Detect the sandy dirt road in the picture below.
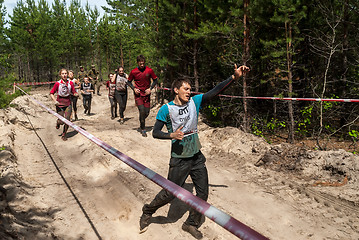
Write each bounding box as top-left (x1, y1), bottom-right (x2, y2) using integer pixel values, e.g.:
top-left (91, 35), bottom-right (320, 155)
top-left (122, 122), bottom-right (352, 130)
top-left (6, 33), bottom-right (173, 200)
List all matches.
top-left (0, 86), bottom-right (358, 239)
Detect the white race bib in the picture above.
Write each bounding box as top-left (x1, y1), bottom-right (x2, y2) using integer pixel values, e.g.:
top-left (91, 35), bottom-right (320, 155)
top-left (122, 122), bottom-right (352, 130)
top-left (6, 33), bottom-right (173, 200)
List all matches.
top-left (58, 80), bottom-right (72, 97)
top-left (167, 98), bottom-right (198, 136)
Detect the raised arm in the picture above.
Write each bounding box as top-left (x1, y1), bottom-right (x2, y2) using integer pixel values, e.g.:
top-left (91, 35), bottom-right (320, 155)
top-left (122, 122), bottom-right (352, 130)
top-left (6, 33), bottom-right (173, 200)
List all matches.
top-left (202, 65), bottom-right (249, 105)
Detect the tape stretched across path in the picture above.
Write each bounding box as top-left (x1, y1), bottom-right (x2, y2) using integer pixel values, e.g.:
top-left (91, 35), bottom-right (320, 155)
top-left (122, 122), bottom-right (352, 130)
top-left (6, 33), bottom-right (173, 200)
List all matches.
top-left (158, 87), bottom-right (359, 103)
top-left (15, 85), bottom-right (269, 240)
top-left (14, 81), bottom-right (57, 86)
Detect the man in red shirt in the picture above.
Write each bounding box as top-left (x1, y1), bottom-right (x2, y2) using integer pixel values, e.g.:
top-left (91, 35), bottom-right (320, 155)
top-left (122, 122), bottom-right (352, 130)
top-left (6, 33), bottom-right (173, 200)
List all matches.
top-left (50, 68), bottom-right (78, 141)
top-left (128, 55), bottom-right (158, 137)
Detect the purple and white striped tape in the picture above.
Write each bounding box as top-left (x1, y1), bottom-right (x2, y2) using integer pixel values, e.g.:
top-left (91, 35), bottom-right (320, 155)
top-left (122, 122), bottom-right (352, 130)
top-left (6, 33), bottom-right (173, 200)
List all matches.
top-left (16, 85), bottom-right (269, 240)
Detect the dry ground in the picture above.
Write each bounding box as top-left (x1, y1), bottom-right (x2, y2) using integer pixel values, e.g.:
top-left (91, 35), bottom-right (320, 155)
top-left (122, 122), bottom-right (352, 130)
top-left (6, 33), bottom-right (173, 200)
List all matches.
top-left (0, 86), bottom-right (358, 240)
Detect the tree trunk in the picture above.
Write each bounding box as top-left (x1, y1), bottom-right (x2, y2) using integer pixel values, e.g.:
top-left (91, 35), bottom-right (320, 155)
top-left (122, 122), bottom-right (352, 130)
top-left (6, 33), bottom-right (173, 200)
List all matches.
top-left (242, 0), bottom-right (250, 132)
top-left (286, 21), bottom-right (295, 143)
top-left (120, 43), bottom-right (124, 68)
top-left (193, 0), bottom-right (199, 92)
top-left (88, 18), bottom-right (94, 64)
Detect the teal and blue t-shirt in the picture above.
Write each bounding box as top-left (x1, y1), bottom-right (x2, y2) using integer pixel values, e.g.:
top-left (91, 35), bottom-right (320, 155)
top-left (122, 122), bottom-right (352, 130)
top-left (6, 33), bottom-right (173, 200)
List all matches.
top-left (156, 94), bottom-right (203, 158)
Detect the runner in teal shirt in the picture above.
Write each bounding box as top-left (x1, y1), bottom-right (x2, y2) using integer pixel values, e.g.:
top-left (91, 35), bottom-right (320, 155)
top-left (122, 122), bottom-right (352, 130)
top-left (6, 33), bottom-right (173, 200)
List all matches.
top-left (140, 65), bottom-right (250, 239)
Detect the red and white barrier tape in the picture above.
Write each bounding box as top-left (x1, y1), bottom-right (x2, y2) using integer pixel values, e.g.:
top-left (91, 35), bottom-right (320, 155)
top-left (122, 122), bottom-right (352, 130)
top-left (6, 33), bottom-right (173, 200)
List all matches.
top-left (158, 87), bottom-right (359, 103)
top-left (14, 81), bottom-right (56, 86)
top-left (15, 85), bottom-right (269, 240)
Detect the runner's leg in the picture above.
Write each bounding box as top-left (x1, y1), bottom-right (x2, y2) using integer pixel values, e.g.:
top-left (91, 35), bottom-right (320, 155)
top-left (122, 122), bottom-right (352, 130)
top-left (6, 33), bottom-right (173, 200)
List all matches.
top-left (83, 96), bottom-right (88, 113)
top-left (109, 97), bottom-right (115, 118)
top-left (119, 93), bottom-right (127, 119)
top-left (73, 96), bottom-right (78, 120)
top-left (137, 105), bottom-right (146, 130)
top-left (185, 153), bottom-right (208, 227)
top-left (142, 157), bottom-right (192, 215)
top-left (88, 96), bottom-right (92, 114)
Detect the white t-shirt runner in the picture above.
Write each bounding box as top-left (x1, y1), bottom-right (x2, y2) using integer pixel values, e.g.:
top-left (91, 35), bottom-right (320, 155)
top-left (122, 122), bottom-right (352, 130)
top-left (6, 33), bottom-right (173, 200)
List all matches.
top-left (115, 73), bottom-right (128, 92)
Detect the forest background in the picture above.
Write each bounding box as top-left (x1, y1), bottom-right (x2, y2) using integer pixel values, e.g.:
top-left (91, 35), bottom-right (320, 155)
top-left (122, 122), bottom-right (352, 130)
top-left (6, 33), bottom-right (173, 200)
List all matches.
top-left (0, 0), bottom-right (359, 150)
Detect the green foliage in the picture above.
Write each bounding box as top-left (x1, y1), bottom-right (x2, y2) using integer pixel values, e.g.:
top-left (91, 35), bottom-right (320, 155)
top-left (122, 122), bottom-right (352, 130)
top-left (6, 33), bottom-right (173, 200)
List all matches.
top-left (0, 75), bottom-right (22, 108)
top-left (348, 130), bottom-right (359, 142)
top-left (296, 105), bottom-right (313, 136)
top-left (251, 117), bottom-right (286, 141)
top-left (0, 0), bottom-right (359, 144)
top-left (252, 118), bottom-right (265, 138)
top-left (207, 105), bottom-right (220, 117)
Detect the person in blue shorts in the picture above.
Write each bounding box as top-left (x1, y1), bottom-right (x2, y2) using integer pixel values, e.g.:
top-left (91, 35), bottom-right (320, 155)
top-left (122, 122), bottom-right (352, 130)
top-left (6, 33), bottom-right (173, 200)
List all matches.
top-left (139, 64), bottom-right (250, 239)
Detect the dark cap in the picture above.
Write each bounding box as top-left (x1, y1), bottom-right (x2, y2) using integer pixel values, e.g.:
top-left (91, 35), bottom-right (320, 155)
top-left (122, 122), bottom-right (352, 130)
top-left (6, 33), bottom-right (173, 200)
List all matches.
top-left (80, 65), bottom-right (83, 68)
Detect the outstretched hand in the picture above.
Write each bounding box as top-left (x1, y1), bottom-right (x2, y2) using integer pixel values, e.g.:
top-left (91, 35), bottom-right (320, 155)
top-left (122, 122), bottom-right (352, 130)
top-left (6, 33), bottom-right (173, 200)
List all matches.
top-left (233, 64), bottom-right (250, 79)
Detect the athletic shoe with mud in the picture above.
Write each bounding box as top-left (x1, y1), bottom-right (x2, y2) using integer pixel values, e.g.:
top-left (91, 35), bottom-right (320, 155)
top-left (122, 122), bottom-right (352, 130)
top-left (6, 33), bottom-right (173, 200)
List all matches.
top-left (61, 133), bottom-right (67, 141)
top-left (182, 223), bottom-right (203, 239)
top-left (141, 130), bottom-right (147, 137)
top-left (139, 213), bottom-right (151, 233)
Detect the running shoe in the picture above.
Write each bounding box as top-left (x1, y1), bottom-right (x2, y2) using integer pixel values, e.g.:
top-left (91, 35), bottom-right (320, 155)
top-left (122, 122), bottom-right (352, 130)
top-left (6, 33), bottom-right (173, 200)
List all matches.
top-left (61, 133), bottom-right (67, 141)
top-left (182, 223), bottom-right (203, 239)
top-left (141, 130), bottom-right (147, 137)
top-left (139, 213), bottom-right (151, 233)
top-left (120, 118), bottom-right (124, 124)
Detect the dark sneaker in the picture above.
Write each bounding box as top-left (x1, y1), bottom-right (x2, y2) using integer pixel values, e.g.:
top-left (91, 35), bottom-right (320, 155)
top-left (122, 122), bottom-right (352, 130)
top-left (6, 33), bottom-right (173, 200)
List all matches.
top-left (141, 130), bottom-right (147, 137)
top-left (111, 116), bottom-right (115, 120)
top-left (56, 123), bottom-right (60, 129)
top-left (182, 223), bottom-right (203, 239)
top-left (139, 213), bottom-right (151, 233)
top-left (61, 133), bottom-right (67, 141)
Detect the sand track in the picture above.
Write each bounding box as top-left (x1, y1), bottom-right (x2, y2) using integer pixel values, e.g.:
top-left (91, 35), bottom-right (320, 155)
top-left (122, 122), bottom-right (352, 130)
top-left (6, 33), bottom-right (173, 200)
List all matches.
top-left (0, 86), bottom-right (358, 239)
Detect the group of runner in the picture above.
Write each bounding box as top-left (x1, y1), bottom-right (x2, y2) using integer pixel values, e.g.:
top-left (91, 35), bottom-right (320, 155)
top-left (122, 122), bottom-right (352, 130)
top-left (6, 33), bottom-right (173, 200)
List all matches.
top-left (50, 54), bottom-right (250, 239)
top-left (50, 55), bottom-right (158, 140)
